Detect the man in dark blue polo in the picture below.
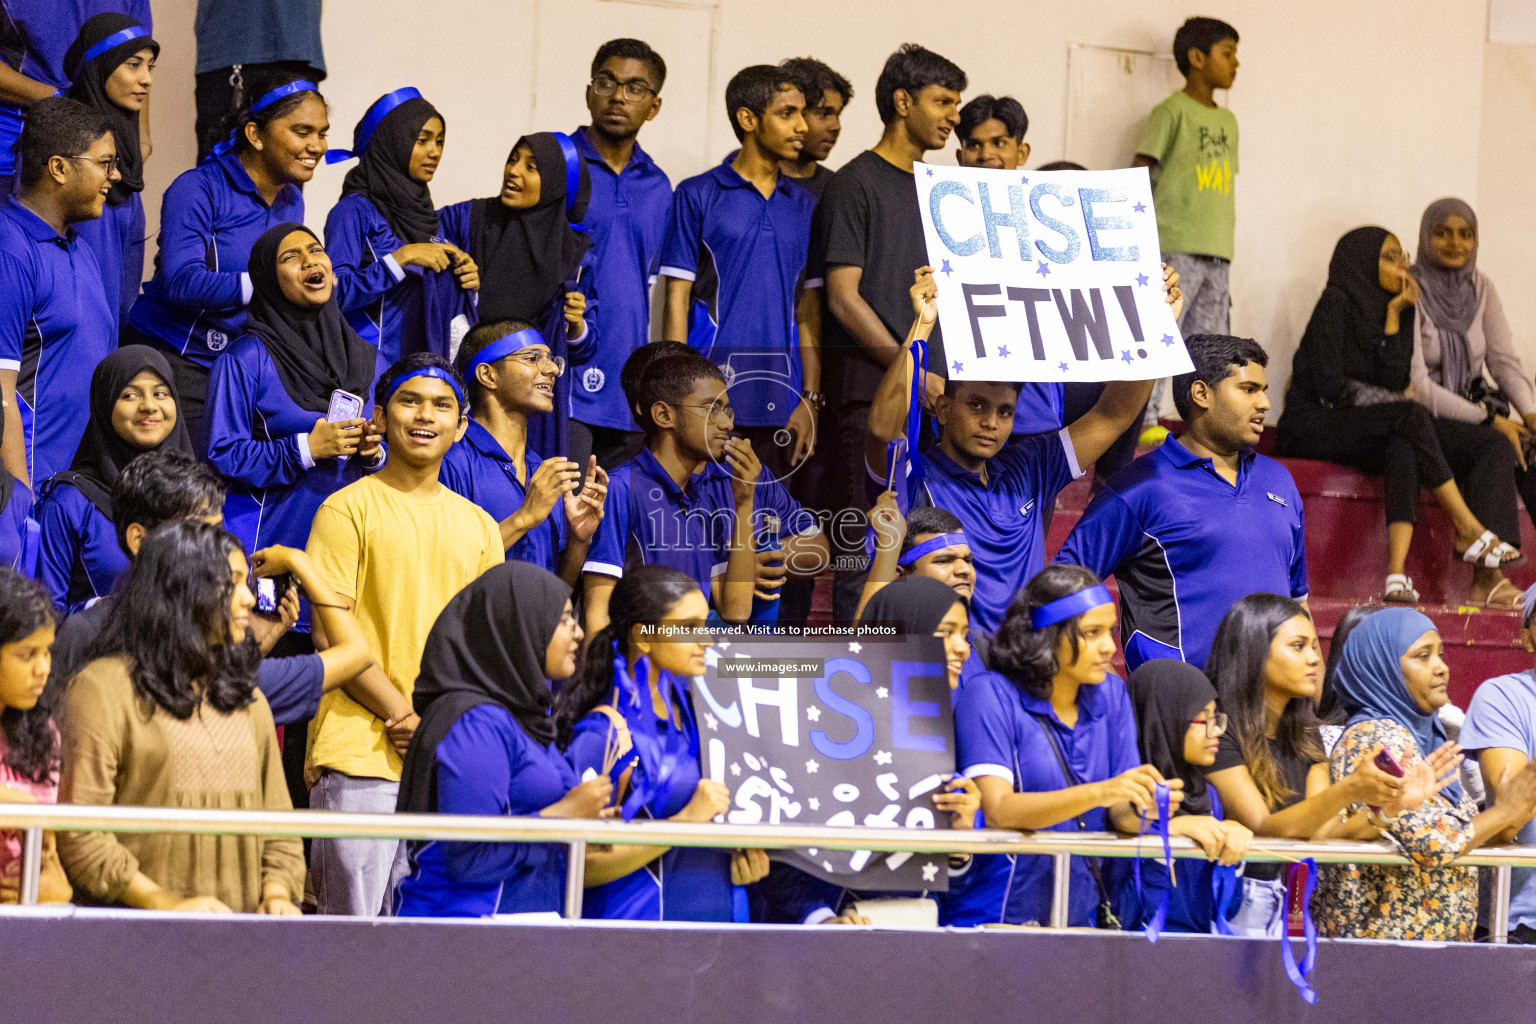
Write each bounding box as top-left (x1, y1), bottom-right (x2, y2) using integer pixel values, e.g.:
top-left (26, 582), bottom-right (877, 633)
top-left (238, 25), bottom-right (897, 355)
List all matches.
top-left (1056, 334), bottom-right (1308, 671)
top-left (444, 318), bottom-right (607, 582)
top-left (659, 64), bottom-right (817, 481)
top-left (568, 38), bottom-right (674, 472)
top-left (865, 268), bottom-right (1179, 635)
top-left (0, 97), bottom-right (117, 487)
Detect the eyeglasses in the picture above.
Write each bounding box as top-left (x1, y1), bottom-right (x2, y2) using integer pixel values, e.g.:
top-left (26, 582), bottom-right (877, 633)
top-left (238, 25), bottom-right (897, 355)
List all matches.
top-left (67, 155), bottom-right (118, 175)
top-left (506, 350), bottom-right (566, 376)
top-left (671, 402), bottom-right (735, 425)
top-left (591, 75), bottom-right (656, 102)
top-left (1191, 712), bottom-right (1229, 738)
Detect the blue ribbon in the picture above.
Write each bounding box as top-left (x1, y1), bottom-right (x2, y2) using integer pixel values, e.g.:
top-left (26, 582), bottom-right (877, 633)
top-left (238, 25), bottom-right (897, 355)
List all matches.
top-left (552, 131), bottom-right (581, 215)
top-left (1280, 859), bottom-right (1320, 1005)
top-left (82, 25), bottom-right (149, 65)
top-left (610, 653), bottom-right (694, 822)
top-left (906, 338), bottom-right (928, 497)
top-left (1030, 584), bottom-right (1113, 630)
top-left (462, 328), bottom-right (547, 382)
top-left (1209, 863), bottom-right (1241, 936)
top-left (204, 80), bottom-right (319, 162)
top-left (898, 532), bottom-right (969, 567)
top-left (325, 86), bottom-right (422, 164)
top-left (381, 366), bottom-right (466, 406)
top-left (1135, 781), bottom-right (1174, 944)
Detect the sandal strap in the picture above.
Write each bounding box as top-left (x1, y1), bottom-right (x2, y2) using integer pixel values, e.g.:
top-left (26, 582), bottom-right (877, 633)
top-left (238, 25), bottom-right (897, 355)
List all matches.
top-left (1462, 530), bottom-right (1497, 567)
top-left (1485, 578), bottom-right (1522, 608)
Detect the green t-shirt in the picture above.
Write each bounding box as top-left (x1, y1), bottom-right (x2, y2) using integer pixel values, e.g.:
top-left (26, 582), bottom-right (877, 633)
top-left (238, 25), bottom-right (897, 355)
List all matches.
top-left (1136, 90), bottom-right (1238, 260)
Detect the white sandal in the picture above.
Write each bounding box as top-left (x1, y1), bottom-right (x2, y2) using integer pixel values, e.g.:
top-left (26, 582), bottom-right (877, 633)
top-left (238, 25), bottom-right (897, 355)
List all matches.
top-left (1458, 530), bottom-right (1526, 569)
top-left (1383, 574), bottom-right (1418, 604)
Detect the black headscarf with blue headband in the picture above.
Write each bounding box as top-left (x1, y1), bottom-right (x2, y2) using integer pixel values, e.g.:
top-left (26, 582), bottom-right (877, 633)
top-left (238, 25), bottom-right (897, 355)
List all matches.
top-left (1331, 606), bottom-right (1463, 803)
top-left (63, 13), bottom-right (158, 205)
top-left (331, 88), bottom-right (443, 246)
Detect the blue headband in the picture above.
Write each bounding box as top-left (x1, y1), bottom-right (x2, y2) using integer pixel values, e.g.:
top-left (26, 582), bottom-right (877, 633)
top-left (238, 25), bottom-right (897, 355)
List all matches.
top-left (83, 25), bottom-right (150, 64)
top-left (1030, 584), bottom-right (1113, 630)
top-left (552, 131), bottom-right (581, 214)
top-left (382, 366), bottom-right (466, 406)
top-left (325, 87), bottom-right (422, 164)
top-left (463, 328), bottom-right (547, 382)
top-left (205, 80), bottom-right (320, 162)
top-left (899, 533), bottom-right (968, 567)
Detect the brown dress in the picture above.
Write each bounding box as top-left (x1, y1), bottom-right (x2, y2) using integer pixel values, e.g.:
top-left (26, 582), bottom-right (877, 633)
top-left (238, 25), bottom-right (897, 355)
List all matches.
top-left (56, 656), bottom-right (305, 911)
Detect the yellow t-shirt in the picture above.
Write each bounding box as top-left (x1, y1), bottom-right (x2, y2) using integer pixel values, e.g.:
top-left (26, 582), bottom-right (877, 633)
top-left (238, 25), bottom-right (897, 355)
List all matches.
top-left (304, 475), bottom-right (503, 784)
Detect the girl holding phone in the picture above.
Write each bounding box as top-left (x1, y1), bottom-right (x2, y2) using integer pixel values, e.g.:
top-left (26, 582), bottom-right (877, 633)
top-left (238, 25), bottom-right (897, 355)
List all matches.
top-left (206, 223), bottom-right (382, 575)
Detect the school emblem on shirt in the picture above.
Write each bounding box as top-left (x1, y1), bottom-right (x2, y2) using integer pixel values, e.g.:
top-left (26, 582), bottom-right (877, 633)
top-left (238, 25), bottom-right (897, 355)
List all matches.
top-left (1267, 491), bottom-right (1288, 507)
top-left (206, 329), bottom-right (229, 352)
top-left (1019, 499), bottom-right (1036, 520)
top-left (582, 367), bottom-right (605, 393)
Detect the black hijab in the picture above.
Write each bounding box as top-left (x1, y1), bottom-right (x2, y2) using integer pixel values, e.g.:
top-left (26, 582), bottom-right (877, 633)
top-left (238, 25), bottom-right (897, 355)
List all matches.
top-left (858, 575), bottom-right (964, 635)
top-left (398, 562), bottom-right (572, 814)
top-left (246, 223), bottom-right (378, 415)
top-left (1126, 660), bottom-right (1219, 817)
top-left (468, 132), bottom-right (593, 322)
top-left (1323, 226), bottom-right (1397, 348)
top-left (55, 346), bottom-right (193, 518)
top-left (340, 95), bottom-right (442, 245)
top-left (63, 13), bottom-right (158, 205)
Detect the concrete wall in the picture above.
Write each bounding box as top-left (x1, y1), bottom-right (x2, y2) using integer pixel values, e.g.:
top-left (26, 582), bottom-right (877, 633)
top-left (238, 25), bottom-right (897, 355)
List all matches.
top-left (138, 0), bottom-right (1528, 416)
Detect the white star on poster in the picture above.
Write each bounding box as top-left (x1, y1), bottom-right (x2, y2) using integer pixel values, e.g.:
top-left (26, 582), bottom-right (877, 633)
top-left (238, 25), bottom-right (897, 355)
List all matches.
top-left (808, 797), bottom-right (820, 811)
top-left (921, 862), bottom-right (939, 882)
top-left (806, 759), bottom-right (820, 774)
top-left (806, 706), bottom-right (821, 722)
top-left (704, 712), bottom-right (718, 731)
top-left (876, 686), bottom-right (889, 699)
top-left (823, 861), bottom-right (835, 872)
top-left (873, 750), bottom-right (893, 765)
top-left (717, 640), bottom-right (731, 650)
top-left (848, 642), bottom-right (863, 653)
top-left (730, 762), bottom-right (741, 777)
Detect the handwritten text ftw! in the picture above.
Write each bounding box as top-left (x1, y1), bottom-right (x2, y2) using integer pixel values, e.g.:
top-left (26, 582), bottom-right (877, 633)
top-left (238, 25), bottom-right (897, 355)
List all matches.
top-left (928, 180), bottom-right (1139, 265)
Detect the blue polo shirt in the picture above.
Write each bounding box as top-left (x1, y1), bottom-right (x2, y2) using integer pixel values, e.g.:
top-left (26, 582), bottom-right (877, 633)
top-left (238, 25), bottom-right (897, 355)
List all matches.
top-left (324, 193), bottom-right (469, 365)
top-left (583, 447), bottom-right (728, 592)
top-left (1461, 669), bottom-right (1536, 933)
top-left (440, 419), bottom-right (568, 572)
top-left (569, 127), bottom-right (671, 430)
top-left (901, 430), bottom-right (1083, 636)
top-left (128, 150), bottom-right (304, 367)
top-left (1055, 436), bottom-right (1308, 671)
top-left (1012, 383), bottom-right (1065, 437)
top-left (954, 669), bottom-right (1139, 927)
top-left (35, 480), bottom-right (127, 614)
top-left (659, 162), bottom-right (815, 428)
top-left (0, 200), bottom-right (115, 483)
top-left (0, 483), bottom-right (34, 574)
top-left (0, 0), bottom-right (152, 176)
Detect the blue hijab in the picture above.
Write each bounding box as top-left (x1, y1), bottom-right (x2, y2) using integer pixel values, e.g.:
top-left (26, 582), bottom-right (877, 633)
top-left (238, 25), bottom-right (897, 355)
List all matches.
top-left (1332, 607), bottom-right (1462, 802)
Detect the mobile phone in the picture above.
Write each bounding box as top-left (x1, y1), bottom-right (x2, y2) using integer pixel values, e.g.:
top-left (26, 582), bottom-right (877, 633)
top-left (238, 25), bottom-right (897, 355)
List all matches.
top-left (251, 573), bottom-right (295, 615)
top-left (1373, 748), bottom-right (1406, 778)
top-left (327, 389), bottom-right (364, 423)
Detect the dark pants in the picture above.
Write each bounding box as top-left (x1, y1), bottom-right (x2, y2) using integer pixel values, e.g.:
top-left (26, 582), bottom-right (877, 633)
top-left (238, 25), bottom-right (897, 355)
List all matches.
top-left (829, 401), bottom-right (873, 624)
top-left (1434, 417), bottom-right (1530, 544)
top-left (567, 418), bottom-right (641, 473)
top-left (1277, 399), bottom-right (1454, 526)
top-left (195, 61), bottom-right (323, 162)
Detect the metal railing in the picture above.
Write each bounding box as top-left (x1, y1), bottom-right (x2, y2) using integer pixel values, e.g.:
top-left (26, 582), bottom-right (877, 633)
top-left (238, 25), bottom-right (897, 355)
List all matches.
top-left (2, 802), bottom-right (1530, 941)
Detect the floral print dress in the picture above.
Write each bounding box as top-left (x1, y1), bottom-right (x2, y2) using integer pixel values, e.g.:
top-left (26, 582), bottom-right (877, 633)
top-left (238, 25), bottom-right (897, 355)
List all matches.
top-left (1314, 718), bottom-right (1479, 941)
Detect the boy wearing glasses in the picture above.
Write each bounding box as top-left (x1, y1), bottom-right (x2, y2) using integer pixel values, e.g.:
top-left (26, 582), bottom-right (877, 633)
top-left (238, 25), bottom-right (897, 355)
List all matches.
top-left (568, 38), bottom-right (673, 473)
top-left (583, 353), bottom-right (827, 635)
top-left (444, 318), bottom-right (607, 580)
top-left (0, 97), bottom-right (117, 487)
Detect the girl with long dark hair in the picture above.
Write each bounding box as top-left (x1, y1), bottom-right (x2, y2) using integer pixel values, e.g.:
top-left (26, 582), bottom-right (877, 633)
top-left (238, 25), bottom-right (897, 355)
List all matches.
top-left (56, 520), bottom-right (303, 913)
top-left (127, 74), bottom-right (328, 452)
top-left (554, 564), bottom-right (763, 921)
top-left (62, 13), bottom-right (158, 327)
top-left (0, 568), bottom-right (70, 904)
top-left (1204, 593), bottom-right (1412, 936)
top-left (36, 346), bottom-right (192, 613)
top-left (439, 133), bottom-right (596, 457)
top-left (953, 564), bottom-right (1175, 927)
top-left (324, 88), bottom-right (477, 364)
top-left (395, 561), bottom-right (612, 917)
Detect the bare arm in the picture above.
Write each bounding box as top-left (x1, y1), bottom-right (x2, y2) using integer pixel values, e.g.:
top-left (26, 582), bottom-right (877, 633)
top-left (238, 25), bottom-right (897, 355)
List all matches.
top-left (826, 265), bottom-right (904, 370)
top-left (0, 66), bottom-right (56, 107)
top-left (1207, 763), bottom-right (1366, 839)
top-left (1480, 748), bottom-right (1532, 844)
top-left (854, 490), bottom-right (905, 622)
top-left (1131, 154), bottom-right (1158, 170)
top-left (1, 372), bottom-right (27, 488)
top-left (311, 610), bottom-right (411, 720)
top-left (864, 268), bottom-right (938, 475)
top-left (253, 547), bottom-right (373, 692)
top-left (139, 96), bottom-right (152, 160)
top-left (1065, 380), bottom-right (1155, 467)
top-left (796, 287), bottom-right (822, 393)
top-left (976, 774), bottom-right (1135, 832)
top-left (661, 276), bottom-right (693, 345)
top-left (583, 573), bottom-right (617, 637)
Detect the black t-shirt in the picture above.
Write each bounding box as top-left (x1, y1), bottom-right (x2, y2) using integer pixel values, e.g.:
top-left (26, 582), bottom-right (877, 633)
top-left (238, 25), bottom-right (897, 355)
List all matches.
top-left (1208, 730), bottom-right (1319, 880)
top-left (811, 150), bottom-right (944, 406)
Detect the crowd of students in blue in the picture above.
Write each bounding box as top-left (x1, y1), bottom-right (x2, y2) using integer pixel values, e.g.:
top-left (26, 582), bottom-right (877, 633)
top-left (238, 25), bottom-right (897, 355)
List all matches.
top-left (4, 8), bottom-right (1536, 945)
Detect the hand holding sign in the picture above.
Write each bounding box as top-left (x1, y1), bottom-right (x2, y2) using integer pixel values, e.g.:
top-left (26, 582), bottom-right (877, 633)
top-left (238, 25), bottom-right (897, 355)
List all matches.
top-left (916, 164), bottom-right (1191, 383)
